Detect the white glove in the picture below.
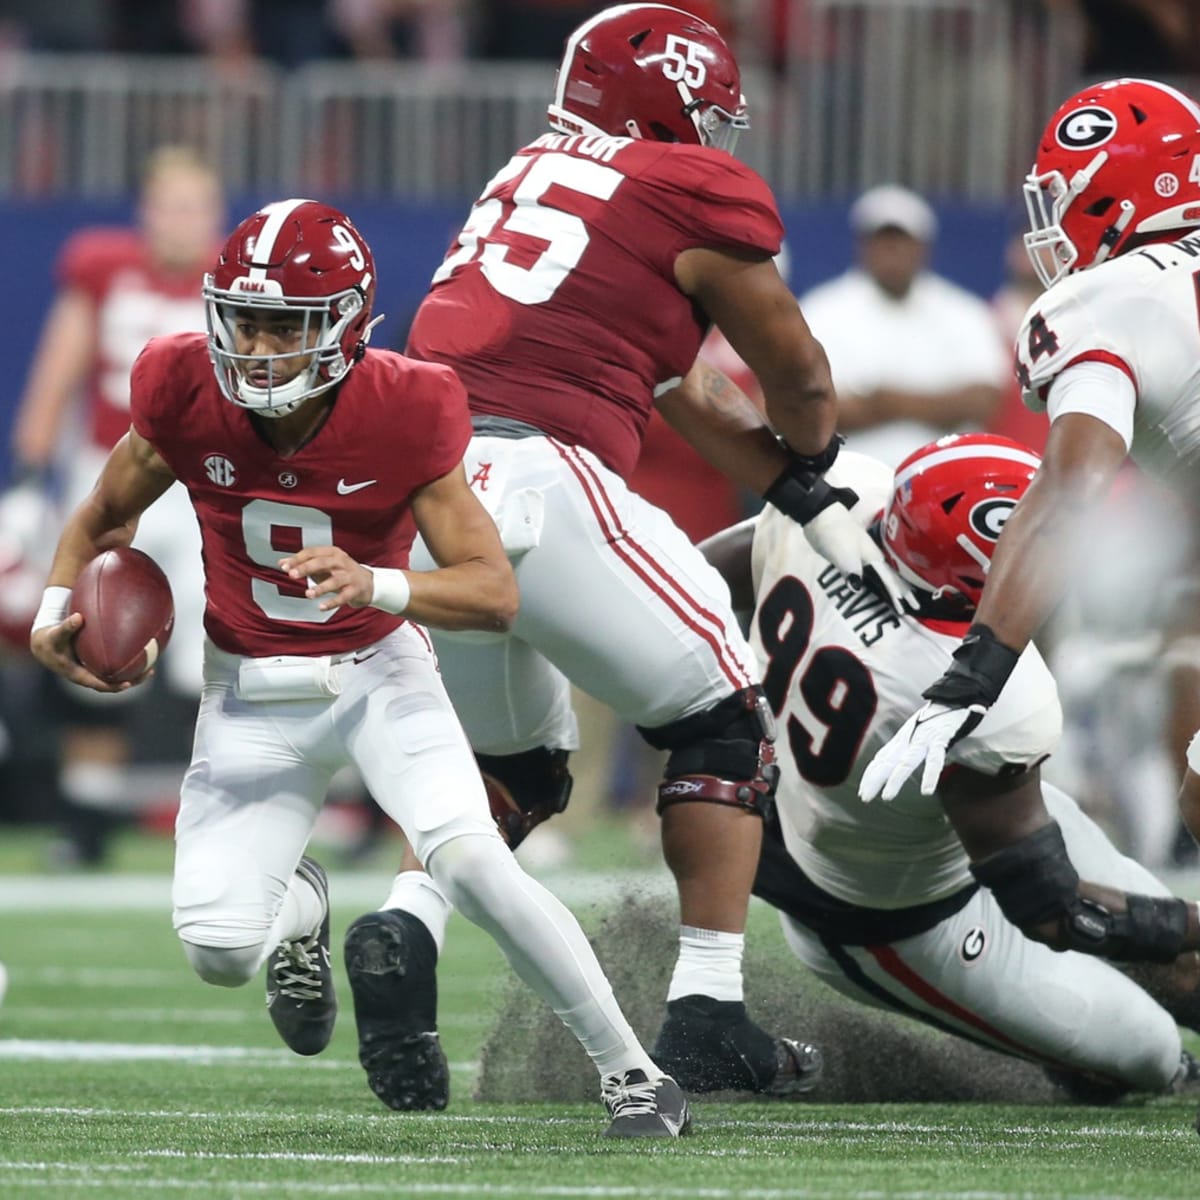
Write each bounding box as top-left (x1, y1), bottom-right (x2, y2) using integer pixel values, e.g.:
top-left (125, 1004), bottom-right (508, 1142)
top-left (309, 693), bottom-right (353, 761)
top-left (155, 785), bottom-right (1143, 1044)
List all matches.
top-left (857, 700), bottom-right (988, 802)
top-left (801, 502), bottom-right (917, 615)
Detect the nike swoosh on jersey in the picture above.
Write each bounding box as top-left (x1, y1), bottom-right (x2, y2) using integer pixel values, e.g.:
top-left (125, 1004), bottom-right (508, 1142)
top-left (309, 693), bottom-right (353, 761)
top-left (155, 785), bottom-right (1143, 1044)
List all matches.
top-left (337, 478), bottom-right (378, 494)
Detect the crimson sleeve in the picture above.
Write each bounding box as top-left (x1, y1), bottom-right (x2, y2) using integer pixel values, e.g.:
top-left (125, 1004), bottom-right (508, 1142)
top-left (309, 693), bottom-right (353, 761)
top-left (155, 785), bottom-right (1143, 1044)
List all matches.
top-left (417, 365), bottom-right (474, 487)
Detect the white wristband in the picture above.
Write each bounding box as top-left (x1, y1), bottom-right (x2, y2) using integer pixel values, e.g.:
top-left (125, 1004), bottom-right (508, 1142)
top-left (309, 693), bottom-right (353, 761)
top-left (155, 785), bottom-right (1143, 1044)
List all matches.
top-left (32, 585), bottom-right (72, 633)
top-left (369, 567), bottom-right (411, 615)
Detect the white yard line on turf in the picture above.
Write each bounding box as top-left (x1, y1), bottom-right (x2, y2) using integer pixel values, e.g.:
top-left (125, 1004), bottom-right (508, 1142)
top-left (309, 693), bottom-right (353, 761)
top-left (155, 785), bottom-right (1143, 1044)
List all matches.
top-left (0, 1107), bottom-right (543, 1121)
top-left (0, 1171), bottom-right (1168, 1200)
top-left (0, 1039), bottom-right (478, 1072)
top-left (0, 869), bottom-right (670, 912)
top-left (136, 1150), bottom-right (462, 1165)
top-left (4, 1005), bottom-right (253, 1023)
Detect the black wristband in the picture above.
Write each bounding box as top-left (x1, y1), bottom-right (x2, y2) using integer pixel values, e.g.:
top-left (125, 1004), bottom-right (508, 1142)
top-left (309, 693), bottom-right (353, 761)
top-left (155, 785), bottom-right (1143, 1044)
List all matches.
top-left (764, 460), bottom-right (859, 527)
top-left (922, 623), bottom-right (1020, 708)
top-left (785, 432), bottom-right (844, 475)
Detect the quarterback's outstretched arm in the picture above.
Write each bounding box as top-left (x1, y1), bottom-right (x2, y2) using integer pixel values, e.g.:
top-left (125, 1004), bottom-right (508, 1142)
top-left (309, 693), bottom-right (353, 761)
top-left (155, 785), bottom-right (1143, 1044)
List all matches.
top-left (859, 411), bottom-right (1127, 801)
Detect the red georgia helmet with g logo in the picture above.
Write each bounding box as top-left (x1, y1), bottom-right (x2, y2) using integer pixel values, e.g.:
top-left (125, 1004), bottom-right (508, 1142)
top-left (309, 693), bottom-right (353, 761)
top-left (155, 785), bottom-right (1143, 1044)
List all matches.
top-left (204, 198), bottom-right (378, 417)
top-left (547, 3), bottom-right (748, 153)
top-left (882, 434), bottom-right (1042, 606)
top-left (1024, 78), bottom-right (1200, 289)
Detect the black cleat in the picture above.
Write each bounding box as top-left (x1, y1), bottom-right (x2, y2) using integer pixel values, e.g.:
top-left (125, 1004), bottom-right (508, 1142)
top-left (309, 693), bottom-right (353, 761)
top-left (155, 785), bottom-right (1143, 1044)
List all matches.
top-left (265, 856), bottom-right (336, 1056)
top-left (652, 994), bottom-right (823, 1096)
top-left (602, 1069), bottom-right (692, 1138)
top-left (343, 909), bottom-right (449, 1111)
top-left (765, 1037), bottom-right (825, 1098)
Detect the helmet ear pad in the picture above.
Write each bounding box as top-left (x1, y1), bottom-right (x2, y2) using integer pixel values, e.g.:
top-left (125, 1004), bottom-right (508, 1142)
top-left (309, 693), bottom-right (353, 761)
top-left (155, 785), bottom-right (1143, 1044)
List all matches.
top-left (883, 434), bottom-right (1042, 606)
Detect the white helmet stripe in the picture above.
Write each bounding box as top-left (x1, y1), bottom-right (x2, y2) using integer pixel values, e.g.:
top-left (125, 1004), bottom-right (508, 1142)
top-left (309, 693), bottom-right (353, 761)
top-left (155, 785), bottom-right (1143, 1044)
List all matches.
top-left (893, 443), bottom-right (1042, 491)
top-left (553, 3), bottom-right (694, 113)
top-left (1125, 77), bottom-right (1200, 125)
top-left (246, 198), bottom-right (314, 282)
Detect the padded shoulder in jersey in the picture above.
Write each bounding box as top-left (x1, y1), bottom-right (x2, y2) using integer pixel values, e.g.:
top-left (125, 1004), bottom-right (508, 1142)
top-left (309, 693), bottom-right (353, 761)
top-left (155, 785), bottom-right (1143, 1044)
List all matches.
top-left (129, 332), bottom-right (212, 445)
top-left (949, 643), bottom-right (1062, 776)
top-left (630, 142), bottom-right (784, 260)
top-left (1015, 265), bottom-right (1140, 411)
top-left (352, 350), bottom-right (475, 487)
top-left (56, 227), bottom-right (144, 296)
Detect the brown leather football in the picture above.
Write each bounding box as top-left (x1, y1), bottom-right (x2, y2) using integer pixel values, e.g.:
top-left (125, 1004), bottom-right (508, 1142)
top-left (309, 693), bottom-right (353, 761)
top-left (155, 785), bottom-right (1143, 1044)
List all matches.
top-left (70, 547), bottom-right (175, 685)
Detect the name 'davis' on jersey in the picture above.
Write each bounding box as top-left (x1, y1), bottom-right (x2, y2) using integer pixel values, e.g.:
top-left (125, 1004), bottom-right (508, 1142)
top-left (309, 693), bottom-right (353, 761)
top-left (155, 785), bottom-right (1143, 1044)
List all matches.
top-left (816, 563), bottom-right (902, 647)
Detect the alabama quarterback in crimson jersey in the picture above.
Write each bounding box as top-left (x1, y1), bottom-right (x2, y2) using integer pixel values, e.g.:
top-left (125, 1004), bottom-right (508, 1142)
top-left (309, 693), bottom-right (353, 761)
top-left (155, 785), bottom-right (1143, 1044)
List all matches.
top-left (346, 3), bottom-right (915, 1117)
top-left (29, 198), bottom-right (692, 1139)
top-left (130, 335), bottom-right (471, 657)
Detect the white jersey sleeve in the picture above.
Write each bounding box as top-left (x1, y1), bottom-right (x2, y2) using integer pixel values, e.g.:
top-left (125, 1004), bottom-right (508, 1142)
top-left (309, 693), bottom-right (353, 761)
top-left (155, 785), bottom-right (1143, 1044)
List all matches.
top-left (750, 452), bottom-right (1062, 909)
top-left (1015, 237), bottom-right (1200, 479)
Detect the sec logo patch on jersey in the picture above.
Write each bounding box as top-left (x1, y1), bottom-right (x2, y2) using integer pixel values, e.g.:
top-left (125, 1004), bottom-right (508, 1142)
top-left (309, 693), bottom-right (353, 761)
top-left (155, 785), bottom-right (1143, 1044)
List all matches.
top-left (959, 926), bottom-right (988, 965)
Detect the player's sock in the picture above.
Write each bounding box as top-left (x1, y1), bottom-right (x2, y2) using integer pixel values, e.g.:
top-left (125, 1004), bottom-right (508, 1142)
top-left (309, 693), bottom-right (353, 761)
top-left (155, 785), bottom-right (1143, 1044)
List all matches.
top-left (667, 925), bottom-right (745, 1003)
top-left (267, 865), bottom-right (326, 949)
top-left (380, 869), bottom-right (452, 955)
top-left (428, 832), bottom-right (658, 1079)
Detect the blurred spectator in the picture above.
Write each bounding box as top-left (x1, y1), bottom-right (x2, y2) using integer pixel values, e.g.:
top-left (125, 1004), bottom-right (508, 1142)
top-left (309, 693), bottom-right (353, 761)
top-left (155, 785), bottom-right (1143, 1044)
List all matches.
top-left (0, 1), bottom-right (108, 52)
top-left (988, 228), bottom-right (1049, 455)
top-left (476, 1), bottom-right (736, 61)
top-left (10, 144), bottom-right (224, 866)
top-left (477, 1), bottom-right (608, 59)
top-left (1067, 0), bottom-right (1200, 74)
top-left (110, 1), bottom-right (195, 54)
top-left (183, 0), bottom-right (467, 66)
top-left (799, 184), bottom-right (1008, 469)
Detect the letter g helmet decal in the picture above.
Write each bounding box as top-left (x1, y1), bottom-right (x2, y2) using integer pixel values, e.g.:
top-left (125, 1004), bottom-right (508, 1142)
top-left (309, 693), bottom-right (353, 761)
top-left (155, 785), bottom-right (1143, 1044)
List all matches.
top-left (968, 497), bottom-right (1017, 542)
top-left (1055, 106), bottom-right (1118, 150)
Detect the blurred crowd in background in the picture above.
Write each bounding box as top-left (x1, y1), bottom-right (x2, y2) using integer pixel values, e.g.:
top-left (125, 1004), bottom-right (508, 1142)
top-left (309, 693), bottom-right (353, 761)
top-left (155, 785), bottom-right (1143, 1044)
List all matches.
top-left (0, 1), bottom-right (1198, 73)
top-left (1, 0), bottom-right (1199, 879)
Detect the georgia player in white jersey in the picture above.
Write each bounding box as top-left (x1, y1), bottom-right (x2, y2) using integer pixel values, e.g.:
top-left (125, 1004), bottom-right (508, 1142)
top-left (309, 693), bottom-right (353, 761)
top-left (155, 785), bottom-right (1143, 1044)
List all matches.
top-left (706, 435), bottom-right (1200, 1098)
top-left (861, 80), bottom-right (1200, 852)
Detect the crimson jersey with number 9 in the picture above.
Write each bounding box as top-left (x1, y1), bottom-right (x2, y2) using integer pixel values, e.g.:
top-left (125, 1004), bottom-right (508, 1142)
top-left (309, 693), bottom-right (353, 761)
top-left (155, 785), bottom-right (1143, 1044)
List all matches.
top-left (130, 332), bottom-right (472, 658)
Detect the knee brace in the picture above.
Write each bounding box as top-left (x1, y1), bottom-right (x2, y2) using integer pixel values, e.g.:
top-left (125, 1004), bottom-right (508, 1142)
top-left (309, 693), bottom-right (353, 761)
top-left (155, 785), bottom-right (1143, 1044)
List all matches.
top-left (476, 746), bottom-right (573, 850)
top-left (971, 822), bottom-right (1191, 963)
top-left (639, 686), bottom-right (779, 819)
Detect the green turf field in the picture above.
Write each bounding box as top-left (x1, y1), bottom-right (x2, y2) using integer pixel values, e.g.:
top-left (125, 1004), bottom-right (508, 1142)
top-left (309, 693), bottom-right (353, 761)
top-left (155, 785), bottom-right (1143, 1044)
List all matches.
top-left (2, 826), bottom-right (1199, 1199)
